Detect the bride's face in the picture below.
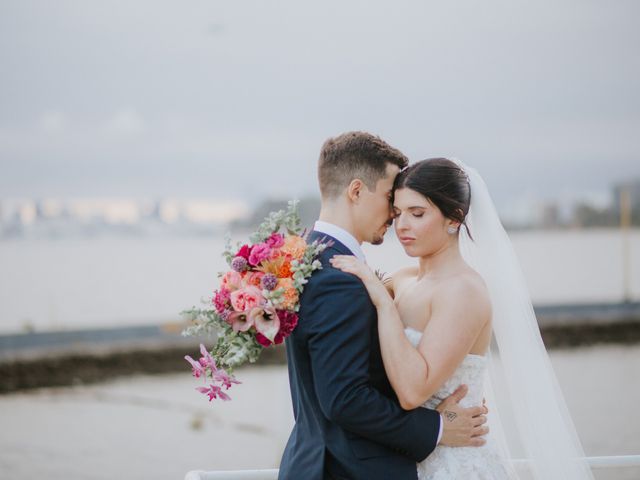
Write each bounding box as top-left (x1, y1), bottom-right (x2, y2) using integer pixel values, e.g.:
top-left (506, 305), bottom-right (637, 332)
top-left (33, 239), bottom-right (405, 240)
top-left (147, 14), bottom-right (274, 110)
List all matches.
top-left (392, 188), bottom-right (452, 257)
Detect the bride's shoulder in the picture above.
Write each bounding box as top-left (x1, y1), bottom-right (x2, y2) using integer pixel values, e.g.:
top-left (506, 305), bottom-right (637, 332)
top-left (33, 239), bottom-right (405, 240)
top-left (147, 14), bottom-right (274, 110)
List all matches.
top-left (384, 266), bottom-right (417, 297)
top-left (392, 266), bottom-right (418, 281)
top-left (434, 269), bottom-right (491, 318)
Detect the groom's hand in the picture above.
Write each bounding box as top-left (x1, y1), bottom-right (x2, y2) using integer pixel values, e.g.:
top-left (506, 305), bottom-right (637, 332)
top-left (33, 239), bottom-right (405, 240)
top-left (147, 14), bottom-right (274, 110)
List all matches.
top-left (436, 384), bottom-right (489, 448)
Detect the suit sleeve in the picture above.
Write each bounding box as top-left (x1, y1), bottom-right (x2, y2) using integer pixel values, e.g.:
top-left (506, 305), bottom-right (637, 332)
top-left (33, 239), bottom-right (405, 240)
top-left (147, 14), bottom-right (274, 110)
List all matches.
top-left (305, 271), bottom-right (440, 462)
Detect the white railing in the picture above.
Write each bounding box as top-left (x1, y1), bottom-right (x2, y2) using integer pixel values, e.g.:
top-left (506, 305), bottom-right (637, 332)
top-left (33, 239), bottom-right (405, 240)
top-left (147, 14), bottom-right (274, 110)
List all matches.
top-left (184, 471), bottom-right (278, 480)
top-left (185, 455), bottom-right (640, 480)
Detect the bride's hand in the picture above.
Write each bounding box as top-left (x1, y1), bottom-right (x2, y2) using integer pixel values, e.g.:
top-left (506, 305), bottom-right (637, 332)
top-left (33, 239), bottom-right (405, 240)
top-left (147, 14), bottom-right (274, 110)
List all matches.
top-left (329, 255), bottom-right (392, 308)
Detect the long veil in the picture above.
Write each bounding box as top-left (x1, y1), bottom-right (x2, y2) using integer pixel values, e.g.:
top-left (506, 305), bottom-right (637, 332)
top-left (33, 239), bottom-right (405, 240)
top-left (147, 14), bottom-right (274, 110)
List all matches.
top-left (455, 161), bottom-right (593, 479)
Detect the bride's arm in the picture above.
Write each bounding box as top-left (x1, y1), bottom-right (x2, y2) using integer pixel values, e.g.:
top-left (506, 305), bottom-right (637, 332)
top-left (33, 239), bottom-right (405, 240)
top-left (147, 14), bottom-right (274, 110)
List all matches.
top-left (383, 281), bottom-right (490, 409)
top-left (330, 255), bottom-right (490, 410)
top-left (383, 275), bottom-right (394, 298)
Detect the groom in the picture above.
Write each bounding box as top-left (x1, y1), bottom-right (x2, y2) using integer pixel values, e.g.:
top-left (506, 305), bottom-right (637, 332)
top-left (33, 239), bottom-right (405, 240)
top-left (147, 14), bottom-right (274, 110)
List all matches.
top-left (279, 132), bottom-right (488, 480)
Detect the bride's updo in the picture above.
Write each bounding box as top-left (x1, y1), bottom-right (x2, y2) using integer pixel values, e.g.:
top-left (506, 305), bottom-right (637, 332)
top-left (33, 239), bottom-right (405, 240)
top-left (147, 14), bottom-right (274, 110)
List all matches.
top-left (394, 158), bottom-right (472, 238)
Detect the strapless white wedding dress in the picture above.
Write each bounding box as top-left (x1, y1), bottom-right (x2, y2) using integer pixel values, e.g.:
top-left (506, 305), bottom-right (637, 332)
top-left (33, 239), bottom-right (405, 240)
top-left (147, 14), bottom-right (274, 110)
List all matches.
top-left (404, 327), bottom-right (513, 480)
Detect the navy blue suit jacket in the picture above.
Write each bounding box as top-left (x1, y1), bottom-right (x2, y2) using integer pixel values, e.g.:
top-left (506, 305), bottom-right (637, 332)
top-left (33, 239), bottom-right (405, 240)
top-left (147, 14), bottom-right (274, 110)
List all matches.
top-left (278, 231), bottom-right (440, 480)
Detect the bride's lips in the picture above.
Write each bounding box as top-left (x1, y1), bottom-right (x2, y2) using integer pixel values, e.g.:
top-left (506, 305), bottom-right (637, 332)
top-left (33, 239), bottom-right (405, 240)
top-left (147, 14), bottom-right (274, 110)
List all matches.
top-left (398, 236), bottom-right (416, 244)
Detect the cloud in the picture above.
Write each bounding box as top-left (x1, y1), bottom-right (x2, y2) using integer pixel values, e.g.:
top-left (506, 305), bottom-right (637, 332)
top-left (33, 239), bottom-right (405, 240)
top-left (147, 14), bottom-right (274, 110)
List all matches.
top-left (0, 0), bottom-right (638, 210)
top-left (39, 111), bottom-right (68, 133)
top-left (105, 108), bottom-right (146, 136)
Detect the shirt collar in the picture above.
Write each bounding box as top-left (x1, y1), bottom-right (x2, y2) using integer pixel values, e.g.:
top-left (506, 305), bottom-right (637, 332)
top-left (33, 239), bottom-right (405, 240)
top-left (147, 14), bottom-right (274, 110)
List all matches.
top-left (313, 220), bottom-right (366, 261)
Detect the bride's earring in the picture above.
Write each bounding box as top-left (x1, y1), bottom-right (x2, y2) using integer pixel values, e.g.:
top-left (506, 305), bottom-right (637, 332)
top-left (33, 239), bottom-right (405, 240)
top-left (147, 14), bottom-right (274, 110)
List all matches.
top-left (447, 226), bottom-right (458, 235)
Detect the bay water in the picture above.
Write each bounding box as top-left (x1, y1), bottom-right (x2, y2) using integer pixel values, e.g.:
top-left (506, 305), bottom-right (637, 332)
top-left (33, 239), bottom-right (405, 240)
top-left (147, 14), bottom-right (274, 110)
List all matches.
top-left (0, 229), bottom-right (638, 334)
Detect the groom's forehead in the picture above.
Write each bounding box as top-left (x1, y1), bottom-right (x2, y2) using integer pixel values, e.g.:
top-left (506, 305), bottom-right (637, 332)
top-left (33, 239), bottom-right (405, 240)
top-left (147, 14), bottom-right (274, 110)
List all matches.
top-left (367, 163), bottom-right (400, 192)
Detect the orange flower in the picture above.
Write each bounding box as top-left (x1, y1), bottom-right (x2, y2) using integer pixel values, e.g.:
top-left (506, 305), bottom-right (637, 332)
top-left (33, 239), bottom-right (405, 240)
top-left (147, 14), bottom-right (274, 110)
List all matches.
top-left (277, 256), bottom-right (293, 278)
top-left (257, 255), bottom-right (293, 279)
top-left (281, 235), bottom-right (307, 261)
top-left (277, 278), bottom-right (299, 310)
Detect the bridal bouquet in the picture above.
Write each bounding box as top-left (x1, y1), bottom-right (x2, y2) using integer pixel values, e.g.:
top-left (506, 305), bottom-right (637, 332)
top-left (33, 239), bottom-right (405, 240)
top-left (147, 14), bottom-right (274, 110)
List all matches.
top-left (182, 200), bottom-right (327, 402)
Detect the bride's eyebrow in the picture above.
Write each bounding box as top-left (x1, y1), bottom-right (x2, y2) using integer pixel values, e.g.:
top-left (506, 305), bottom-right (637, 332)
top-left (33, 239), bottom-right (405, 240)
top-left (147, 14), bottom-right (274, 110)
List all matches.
top-left (392, 205), bottom-right (427, 213)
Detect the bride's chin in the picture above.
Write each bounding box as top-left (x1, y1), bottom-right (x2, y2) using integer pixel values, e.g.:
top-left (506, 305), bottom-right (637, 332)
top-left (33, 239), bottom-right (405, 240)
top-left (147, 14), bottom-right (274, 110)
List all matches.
top-left (401, 246), bottom-right (419, 257)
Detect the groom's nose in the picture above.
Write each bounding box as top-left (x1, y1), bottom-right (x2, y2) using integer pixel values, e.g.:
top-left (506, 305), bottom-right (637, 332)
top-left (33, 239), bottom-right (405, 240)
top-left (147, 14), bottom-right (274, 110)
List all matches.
top-left (385, 204), bottom-right (395, 226)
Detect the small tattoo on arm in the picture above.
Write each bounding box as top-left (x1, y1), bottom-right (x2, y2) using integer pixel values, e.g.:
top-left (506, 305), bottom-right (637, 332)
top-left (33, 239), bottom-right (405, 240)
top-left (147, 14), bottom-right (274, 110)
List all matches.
top-left (444, 410), bottom-right (458, 422)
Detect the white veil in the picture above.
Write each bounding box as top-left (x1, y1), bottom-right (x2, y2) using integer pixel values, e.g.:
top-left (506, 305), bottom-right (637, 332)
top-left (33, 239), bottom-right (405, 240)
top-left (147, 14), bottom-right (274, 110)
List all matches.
top-left (455, 161), bottom-right (593, 479)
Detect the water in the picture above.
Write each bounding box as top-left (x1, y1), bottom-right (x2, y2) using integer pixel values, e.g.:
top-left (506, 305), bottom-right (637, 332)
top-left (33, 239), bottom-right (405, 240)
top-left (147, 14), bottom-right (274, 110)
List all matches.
top-left (0, 345), bottom-right (638, 480)
top-left (0, 230), bottom-right (638, 479)
top-left (1, 229), bottom-right (639, 334)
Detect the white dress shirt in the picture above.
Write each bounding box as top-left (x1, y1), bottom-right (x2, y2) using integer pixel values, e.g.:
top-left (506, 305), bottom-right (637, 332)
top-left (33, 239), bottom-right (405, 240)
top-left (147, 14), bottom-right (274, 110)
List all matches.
top-left (313, 220), bottom-right (444, 445)
top-left (313, 220), bottom-right (366, 261)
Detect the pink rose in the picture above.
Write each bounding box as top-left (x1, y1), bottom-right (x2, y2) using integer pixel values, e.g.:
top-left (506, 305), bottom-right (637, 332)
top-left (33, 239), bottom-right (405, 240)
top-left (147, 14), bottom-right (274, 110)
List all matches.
top-left (248, 243), bottom-right (272, 266)
top-left (221, 271), bottom-right (243, 291)
top-left (266, 233), bottom-right (285, 249)
top-left (230, 285), bottom-right (264, 312)
top-left (243, 271), bottom-right (265, 288)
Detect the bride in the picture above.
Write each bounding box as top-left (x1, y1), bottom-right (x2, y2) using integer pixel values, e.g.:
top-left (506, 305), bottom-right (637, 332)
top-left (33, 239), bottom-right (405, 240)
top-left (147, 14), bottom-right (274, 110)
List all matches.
top-left (330, 158), bottom-right (593, 479)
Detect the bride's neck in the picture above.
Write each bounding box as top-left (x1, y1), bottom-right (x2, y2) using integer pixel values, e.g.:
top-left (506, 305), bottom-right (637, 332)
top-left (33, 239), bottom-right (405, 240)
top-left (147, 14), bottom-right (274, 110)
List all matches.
top-left (417, 239), bottom-right (463, 279)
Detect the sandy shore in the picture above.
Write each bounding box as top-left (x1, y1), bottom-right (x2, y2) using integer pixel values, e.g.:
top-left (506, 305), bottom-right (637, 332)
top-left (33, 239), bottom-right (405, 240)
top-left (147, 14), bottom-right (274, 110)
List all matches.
top-left (0, 345), bottom-right (639, 480)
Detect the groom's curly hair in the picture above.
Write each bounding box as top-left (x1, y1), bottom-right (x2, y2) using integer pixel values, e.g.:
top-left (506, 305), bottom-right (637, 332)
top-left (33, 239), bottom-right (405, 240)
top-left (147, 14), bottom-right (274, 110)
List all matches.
top-left (318, 131), bottom-right (408, 199)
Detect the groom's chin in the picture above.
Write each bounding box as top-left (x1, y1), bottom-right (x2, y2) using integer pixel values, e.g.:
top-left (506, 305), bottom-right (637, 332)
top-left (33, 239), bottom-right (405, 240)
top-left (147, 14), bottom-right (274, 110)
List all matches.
top-left (371, 225), bottom-right (390, 245)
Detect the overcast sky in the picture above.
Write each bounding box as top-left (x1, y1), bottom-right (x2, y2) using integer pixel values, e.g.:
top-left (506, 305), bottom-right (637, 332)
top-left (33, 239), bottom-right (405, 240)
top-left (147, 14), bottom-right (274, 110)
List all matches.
top-left (1, 0), bottom-right (639, 218)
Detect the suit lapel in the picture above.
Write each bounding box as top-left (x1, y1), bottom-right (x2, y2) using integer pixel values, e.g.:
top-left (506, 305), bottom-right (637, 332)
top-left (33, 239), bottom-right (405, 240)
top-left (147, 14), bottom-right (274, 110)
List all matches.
top-left (307, 230), bottom-right (355, 258)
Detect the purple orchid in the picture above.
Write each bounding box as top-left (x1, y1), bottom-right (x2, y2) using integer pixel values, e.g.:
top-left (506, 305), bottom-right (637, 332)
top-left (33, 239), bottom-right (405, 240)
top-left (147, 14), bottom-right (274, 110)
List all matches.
top-left (196, 384), bottom-right (231, 402)
top-left (184, 355), bottom-right (206, 378)
top-left (198, 343), bottom-right (217, 371)
top-left (213, 369), bottom-right (241, 390)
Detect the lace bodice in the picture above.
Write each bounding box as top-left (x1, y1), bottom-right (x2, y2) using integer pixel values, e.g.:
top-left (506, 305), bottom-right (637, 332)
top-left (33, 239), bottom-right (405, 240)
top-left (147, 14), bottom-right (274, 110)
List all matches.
top-left (403, 327), bottom-right (513, 480)
top-left (403, 327), bottom-right (487, 410)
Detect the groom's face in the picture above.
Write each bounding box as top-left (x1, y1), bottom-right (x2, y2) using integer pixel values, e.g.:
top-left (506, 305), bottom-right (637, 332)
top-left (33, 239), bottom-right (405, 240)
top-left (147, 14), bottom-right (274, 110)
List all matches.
top-left (356, 163), bottom-right (400, 245)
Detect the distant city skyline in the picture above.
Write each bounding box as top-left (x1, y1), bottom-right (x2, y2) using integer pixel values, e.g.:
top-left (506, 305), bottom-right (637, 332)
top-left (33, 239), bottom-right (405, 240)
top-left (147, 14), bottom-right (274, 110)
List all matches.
top-left (1, 174), bottom-right (638, 238)
top-left (1, 1), bottom-right (639, 223)
top-left (0, 196), bottom-right (249, 228)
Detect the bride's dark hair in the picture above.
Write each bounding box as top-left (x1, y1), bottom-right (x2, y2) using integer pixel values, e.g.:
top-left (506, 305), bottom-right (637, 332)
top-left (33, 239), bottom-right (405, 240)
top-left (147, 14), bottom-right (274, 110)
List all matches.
top-left (393, 158), bottom-right (473, 239)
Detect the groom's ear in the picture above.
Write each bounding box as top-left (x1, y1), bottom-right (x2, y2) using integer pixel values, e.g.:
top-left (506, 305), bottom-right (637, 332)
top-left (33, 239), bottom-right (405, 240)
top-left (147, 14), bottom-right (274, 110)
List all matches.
top-left (347, 179), bottom-right (363, 203)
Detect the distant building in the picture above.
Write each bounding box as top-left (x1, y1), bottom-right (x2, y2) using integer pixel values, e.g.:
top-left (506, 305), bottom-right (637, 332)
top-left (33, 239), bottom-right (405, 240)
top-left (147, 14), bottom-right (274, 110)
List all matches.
top-left (18, 200), bottom-right (37, 226)
top-left (35, 198), bottom-right (64, 220)
top-left (613, 179), bottom-right (640, 213)
top-left (537, 202), bottom-right (562, 229)
top-left (158, 199), bottom-right (181, 224)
